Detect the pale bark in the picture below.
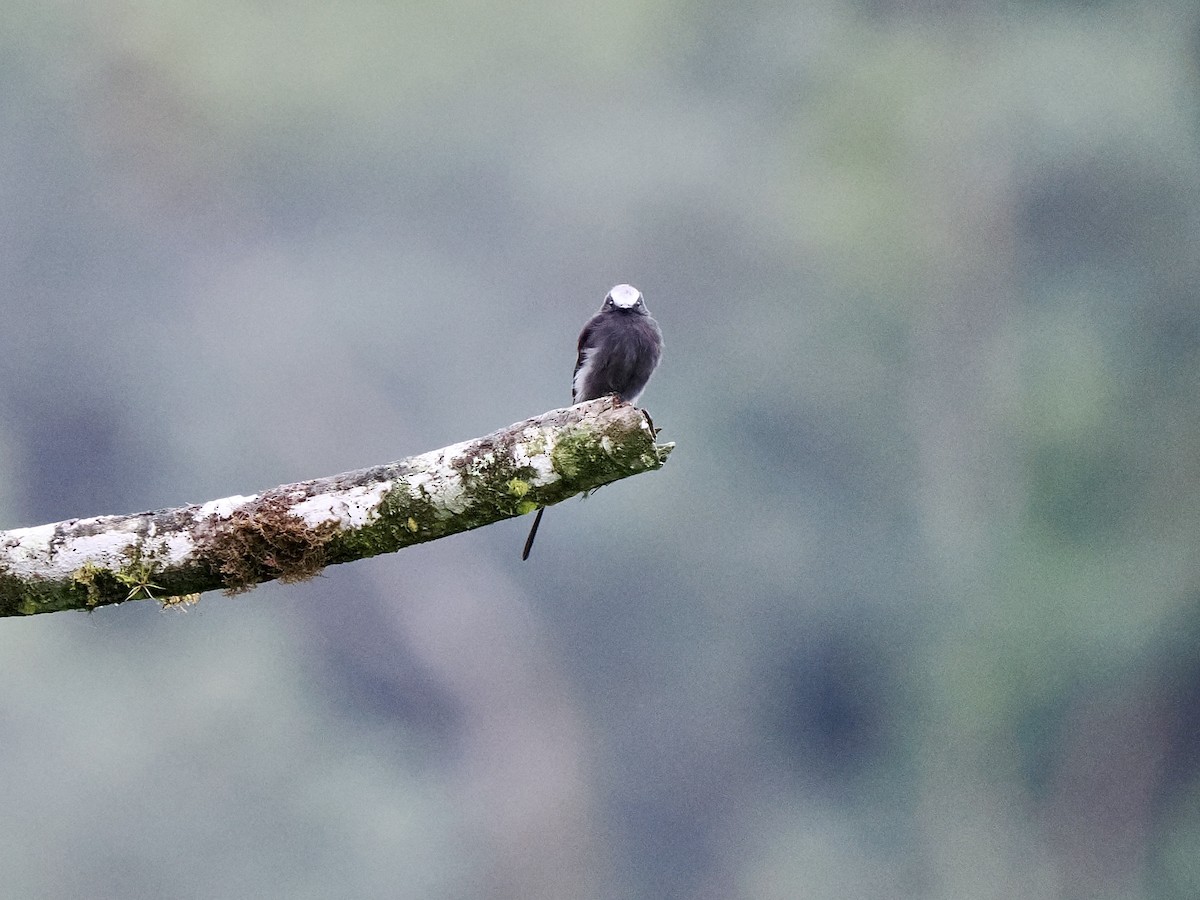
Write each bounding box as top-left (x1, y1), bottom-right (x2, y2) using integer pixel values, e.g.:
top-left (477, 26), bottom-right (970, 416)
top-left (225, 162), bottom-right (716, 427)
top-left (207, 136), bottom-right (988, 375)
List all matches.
top-left (0, 398), bottom-right (673, 616)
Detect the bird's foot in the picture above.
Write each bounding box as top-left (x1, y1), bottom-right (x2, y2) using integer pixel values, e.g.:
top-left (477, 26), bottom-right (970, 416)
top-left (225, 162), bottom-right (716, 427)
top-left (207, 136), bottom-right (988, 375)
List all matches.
top-left (640, 408), bottom-right (658, 434)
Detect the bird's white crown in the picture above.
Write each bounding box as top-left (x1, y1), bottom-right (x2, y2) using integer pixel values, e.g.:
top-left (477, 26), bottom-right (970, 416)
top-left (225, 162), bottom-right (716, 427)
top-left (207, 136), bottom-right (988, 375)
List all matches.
top-left (608, 284), bottom-right (642, 309)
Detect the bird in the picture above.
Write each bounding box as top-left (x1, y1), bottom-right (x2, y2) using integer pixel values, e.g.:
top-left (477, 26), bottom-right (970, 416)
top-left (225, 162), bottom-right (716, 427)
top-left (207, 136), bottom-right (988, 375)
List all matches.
top-left (522, 283), bottom-right (663, 560)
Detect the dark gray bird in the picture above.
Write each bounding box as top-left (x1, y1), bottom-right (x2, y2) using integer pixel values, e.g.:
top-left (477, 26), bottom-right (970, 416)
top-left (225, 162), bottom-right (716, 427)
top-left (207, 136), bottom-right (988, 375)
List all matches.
top-left (522, 283), bottom-right (663, 560)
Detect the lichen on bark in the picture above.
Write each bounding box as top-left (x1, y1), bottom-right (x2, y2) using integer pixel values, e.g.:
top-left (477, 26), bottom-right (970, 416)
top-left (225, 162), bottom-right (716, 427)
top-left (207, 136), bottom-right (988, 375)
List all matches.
top-left (0, 398), bottom-right (674, 616)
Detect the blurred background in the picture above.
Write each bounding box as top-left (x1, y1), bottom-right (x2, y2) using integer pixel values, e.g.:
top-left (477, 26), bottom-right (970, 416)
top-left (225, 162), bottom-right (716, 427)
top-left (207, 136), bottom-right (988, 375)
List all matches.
top-left (2, 1), bottom-right (1199, 897)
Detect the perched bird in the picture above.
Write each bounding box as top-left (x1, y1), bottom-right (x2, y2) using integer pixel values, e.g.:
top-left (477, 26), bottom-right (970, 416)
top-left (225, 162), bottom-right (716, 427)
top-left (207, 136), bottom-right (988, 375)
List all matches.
top-left (522, 283), bottom-right (663, 560)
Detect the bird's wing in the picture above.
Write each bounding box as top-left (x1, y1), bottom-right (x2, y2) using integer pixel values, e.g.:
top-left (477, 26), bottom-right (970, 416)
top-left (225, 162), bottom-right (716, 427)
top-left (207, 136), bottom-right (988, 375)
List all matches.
top-left (572, 318), bottom-right (598, 402)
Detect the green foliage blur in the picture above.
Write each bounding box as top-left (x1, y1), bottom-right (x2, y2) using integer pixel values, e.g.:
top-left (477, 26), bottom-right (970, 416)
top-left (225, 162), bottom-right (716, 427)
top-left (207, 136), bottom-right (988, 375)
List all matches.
top-left (1, 1), bottom-right (1198, 897)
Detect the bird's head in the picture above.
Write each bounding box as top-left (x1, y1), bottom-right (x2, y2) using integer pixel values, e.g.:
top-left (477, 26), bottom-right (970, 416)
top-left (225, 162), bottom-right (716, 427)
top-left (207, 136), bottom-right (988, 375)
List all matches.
top-left (603, 284), bottom-right (647, 313)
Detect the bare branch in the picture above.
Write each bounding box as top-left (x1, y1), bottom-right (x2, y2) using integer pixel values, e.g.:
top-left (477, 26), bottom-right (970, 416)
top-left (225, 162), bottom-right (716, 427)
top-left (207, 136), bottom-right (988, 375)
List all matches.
top-left (0, 398), bottom-right (674, 617)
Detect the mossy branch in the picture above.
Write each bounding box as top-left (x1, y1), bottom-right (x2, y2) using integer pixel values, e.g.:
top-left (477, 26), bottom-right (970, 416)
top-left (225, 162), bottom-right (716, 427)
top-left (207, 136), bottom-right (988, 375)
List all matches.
top-left (0, 398), bottom-right (674, 617)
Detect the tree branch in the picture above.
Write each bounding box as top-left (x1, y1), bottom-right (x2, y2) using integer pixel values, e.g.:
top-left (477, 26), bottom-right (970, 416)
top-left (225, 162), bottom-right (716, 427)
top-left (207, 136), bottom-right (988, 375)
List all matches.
top-left (0, 398), bottom-right (674, 617)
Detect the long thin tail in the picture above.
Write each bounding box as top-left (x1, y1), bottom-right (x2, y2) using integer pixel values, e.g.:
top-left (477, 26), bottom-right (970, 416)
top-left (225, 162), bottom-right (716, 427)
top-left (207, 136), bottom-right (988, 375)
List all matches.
top-left (521, 508), bottom-right (545, 560)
